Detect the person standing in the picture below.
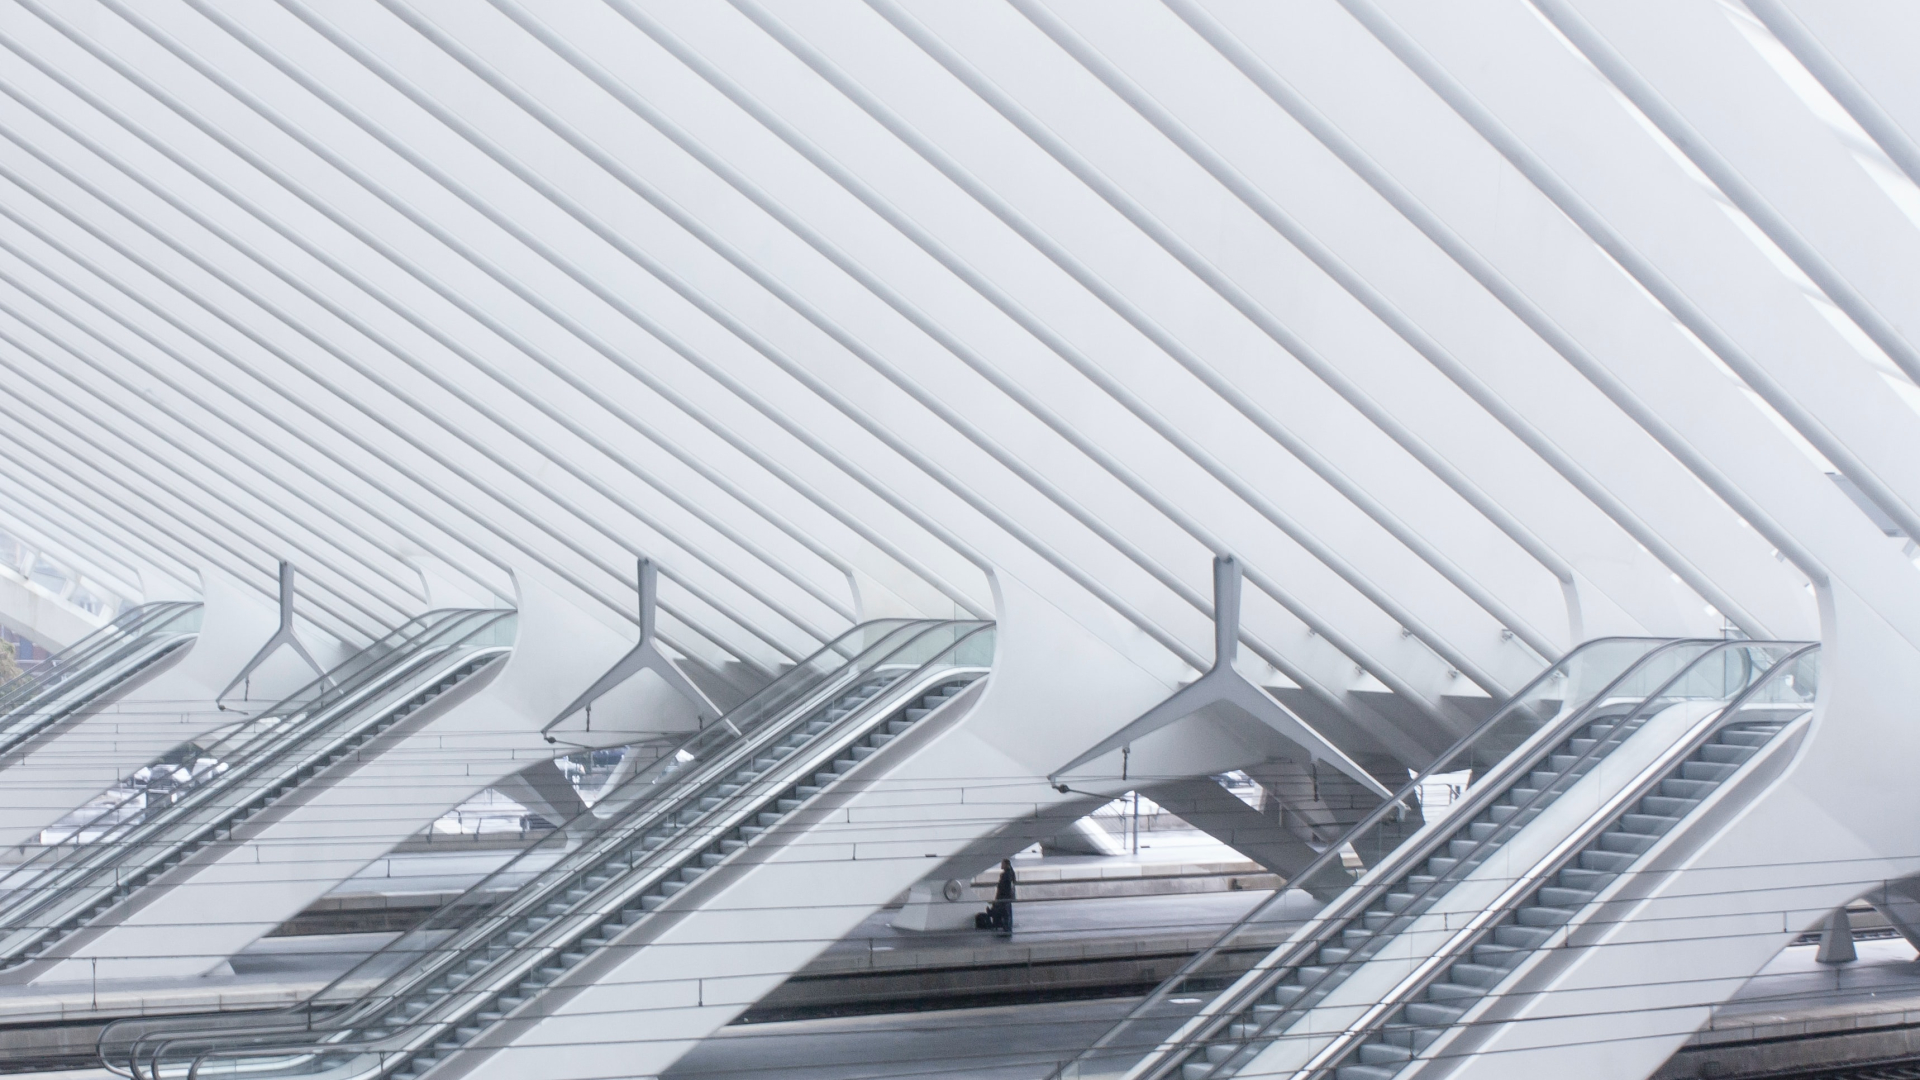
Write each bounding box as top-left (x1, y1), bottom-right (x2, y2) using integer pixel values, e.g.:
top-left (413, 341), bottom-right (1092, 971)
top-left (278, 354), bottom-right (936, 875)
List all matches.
top-left (976, 858), bottom-right (1017, 933)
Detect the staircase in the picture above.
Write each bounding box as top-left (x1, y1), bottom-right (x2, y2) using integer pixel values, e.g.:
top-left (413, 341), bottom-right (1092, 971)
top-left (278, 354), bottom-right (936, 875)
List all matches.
top-left (0, 610), bottom-right (512, 970)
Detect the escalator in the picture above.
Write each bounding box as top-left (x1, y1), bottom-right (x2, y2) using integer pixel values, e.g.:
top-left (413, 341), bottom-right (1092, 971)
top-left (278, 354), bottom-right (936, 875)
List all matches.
top-left (101, 617), bottom-right (992, 1080)
top-left (0, 608), bottom-right (514, 974)
top-left (1058, 637), bottom-right (1815, 1080)
top-left (0, 601), bottom-right (203, 763)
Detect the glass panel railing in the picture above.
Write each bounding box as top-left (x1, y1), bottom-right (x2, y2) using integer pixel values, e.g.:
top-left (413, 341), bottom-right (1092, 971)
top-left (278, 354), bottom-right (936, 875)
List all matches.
top-left (1055, 636), bottom-right (1702, 1079)
top-left (105, 620), bottom-right (995, 1080)
top-left (1160, 639), bottom-right (1805, 1080)
top-left (1302, 643), bottom-right (1819, 1080)
top-left (0, 609), bottom-right (515, 971)
top-left (0, 602), bottom-right (203, 760)
top-left (0, 601), bottom-right (201, 716)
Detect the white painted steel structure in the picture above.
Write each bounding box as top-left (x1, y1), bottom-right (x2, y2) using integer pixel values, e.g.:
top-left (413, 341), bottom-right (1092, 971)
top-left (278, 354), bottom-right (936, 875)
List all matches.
top-left (0, 1), bottom-right (1914, 1078)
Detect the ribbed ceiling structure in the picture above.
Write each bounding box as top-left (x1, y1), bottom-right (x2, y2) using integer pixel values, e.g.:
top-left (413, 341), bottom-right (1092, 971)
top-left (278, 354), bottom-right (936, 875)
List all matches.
top-left (2, 0), bottom-right (1917, 770)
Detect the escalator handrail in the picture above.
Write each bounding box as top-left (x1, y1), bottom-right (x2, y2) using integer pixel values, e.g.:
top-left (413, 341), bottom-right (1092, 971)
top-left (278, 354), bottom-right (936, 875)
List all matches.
top-left (0, 614), bottom-right (515, 960)
top-left (138, 632), bottom-right (995, 1080)
top-left (101, 619), bottom-right (983, 1074)
top-left (0, 633), bottom-right (502, 917)
top-left (0, 602), bottom-right (202, 740)
top-left (1300, 642), bottom-right (1821, 1080)
top-left (1173, 638), bottom-right (1808, 1080)
top-left (0, 601), bottom-right (199, 708)
top-left (303, 623), bottom-right (991, 1033)
top-left (301, 620), bottom-right (977, 1017)
top-left (0, 645), bottom-right (512, 967)
top-left (1061, 636), bottom-right (1700, 1074)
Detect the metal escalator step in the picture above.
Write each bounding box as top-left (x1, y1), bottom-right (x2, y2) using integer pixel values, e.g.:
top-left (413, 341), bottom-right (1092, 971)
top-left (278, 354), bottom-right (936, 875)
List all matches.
top-left (1406, 1001), bottom-right (1468, 1025)
top-left (851, 745), bottom-right (876, 760)
top-left (776, 799), bottom-right (803, 812)
top-left (1319, 946), bottom-right (1353, 964)
top-left (721, 840), bottom-right (746, 853)
top-left (1204, 1042), bottom-right (1238, 1063)
top-left (1471, 941), bottom-right (1527, 967)
top-left (795, 786), bottom-right (821, 799)
top-left (1426, 857), bottom-right (1458, 876)
top-left (1539, 886), bottom-right (1597, 908)
top-left (680, 865), bottom-right (706, 882)
top-left (1557, 867), bottom-right (1612, 892)
top-left (1180, 1063), bottom-right (1214, 1080)
top-left (1447, 839), bottom-right (1478, 859)
top-left (1516, 905), bottom-right (1577, 928)
top-left (1548, 753), bottom-right (1579, 771)
top-left (1446, 961), bottom-right (1508, 988)
top-left (1698, 744), bottom-right (1754, 765)
top-left (1362, 911), bottom-right (1397, 932)
top-left (1466, 822), bottom-right (1498, 842)
top-left (1381, 892), bottom-right (1418, 913)
top-left (661, 881), bottom-right (686, 895)
top-left (1270, 984), bottom-right (1306, 1006)
top-left (1598, 831), bottom-right (1656, 855)
top-left (1297, 964), bottom-right (1335, 981)
top-left (1619, 813), bottom-right (1680, 835)
top-left (1567, 738), bottom-right (1599, 755)
top-left (1335, 1064), bottom-right (1404, 1080)
top-left (1381, 1023), bottom-right (1440, 1051)
top-left (700, 853), bottom-right (726, 867)
top-left (716, 784), bottom-right (743, 797)
top-left (1341, 927), bottom-right (1374, 947)
top-left (1505, 787), bottom-right (1541, 806)
top-left (1579, 849), bottom-right (1637, 873)
top-left (1660, 778), bottom-right (1716, 800)
top-left (757, 813), bottom-right (781, 827)
top-left (740, 826), bottom-right (766, 839)
top-left (1641, 795), bottom-right (1698, 818)
top-left (1681, 761), bottom-right (1738, 782)
top-left (1489, 914), bottom-right (1551, 941)
top-left (1426, 981), bottom-right (1481, 1002)
top-left (870, 733), bottom-right (894, 746)
top-left (906, 708), bottom-right (931, 721)
top-left (1527, 771), bottom-right (1559, 791)
top-left (1717, 729), bottom-right (1774, 747)
top-left (887, 721), bottom-right (912, 734)
top-left (698, 797), bottom-right (722, 811)
top-left (1358, 1041), bottom-right (1414, 1064)
top-left (639, 895), bottom-right (666, 911)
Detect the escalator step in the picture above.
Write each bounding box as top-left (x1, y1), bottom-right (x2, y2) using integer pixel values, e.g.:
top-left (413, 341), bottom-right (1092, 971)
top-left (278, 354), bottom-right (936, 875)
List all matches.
top-left (1406, 1001), bottom-right (1468, 1025)
top-left (1446, 961), bottom-right (1507, 988)
top-left (1597, 831), bottom-right (1656, 855)
top-left (1680, 761), bottom-right (1738, 783)
top-left (1659, 778), bottom-right (1716, 800)
top-left (1618, 813), bottom-right (1680, 835)
top-left (1640, 795), bottom-right (1698, 818)
top-left (1516, 905), bottom-right (1577, 928)
top-left (1538, 886), bottom-right (1597, 908)
top-left (1580, 849), bottom-right (1636, 873)
top-left (1556, 867), bottom-right (1612, 892)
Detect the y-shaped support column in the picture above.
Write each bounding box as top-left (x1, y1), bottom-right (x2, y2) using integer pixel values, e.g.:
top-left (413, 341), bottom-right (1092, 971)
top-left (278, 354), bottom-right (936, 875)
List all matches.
top-left (542, 558), bottom-right (719, 742)
top-left (216, 561), bottom-right (328, 708)
top-left (1051, 555), bottom-right (1390, 799)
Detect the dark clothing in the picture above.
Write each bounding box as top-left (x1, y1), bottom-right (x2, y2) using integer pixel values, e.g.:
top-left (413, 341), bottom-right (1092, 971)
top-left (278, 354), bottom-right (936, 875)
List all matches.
top-left (977, 865), bottom-right (1016, 932)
